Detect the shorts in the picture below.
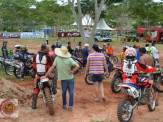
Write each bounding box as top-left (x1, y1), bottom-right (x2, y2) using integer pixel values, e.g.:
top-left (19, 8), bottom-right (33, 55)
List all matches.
top-left (90, 74), bottom-right (104, 83)
top-left (83, 60), bottom-right (87, 67)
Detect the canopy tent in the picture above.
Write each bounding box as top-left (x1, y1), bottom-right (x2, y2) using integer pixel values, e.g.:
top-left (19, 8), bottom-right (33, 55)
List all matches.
top-left (71, 15), bottom-right (94, 26)
top-left (96, 18), bottom-right (114, 31)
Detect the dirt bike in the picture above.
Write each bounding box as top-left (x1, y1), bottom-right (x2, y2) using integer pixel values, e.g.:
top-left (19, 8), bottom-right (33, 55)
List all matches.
top-left (117, 79), bottom-right (157, 122)
top-left (111, 66), bottom-right (122, 93)
top-left (85, 55), bottom-right (114, 85)
top-left (13, 58), bottom-right (35, 79)
top-left (71, 56), bottom-right (83, 74)
top-left (39, 77), bottom-right (55, 115)
top-left (0, 56), bottom-right (5, 69)
top-left (4, 59), bottom-right (16, 76)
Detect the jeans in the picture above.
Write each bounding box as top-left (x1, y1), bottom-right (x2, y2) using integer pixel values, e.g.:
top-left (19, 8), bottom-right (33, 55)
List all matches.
top-left (61, 79), bottom-right (74, 109)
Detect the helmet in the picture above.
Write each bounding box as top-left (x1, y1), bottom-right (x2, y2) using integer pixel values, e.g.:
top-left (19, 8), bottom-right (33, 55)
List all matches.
top-left (124, 48), bottom-right (137, 60)
top-left (15, 45), bottom-right (21, 49)
top-left (84, 44), bottom-right (89, 47)
top-left (103, 43), bottom-right (106, 46)
top-left (123, 44), bottom-right (131, 51)
top-left (20, 45), bottom-right (27, 51)
top-left (75, 45), bottom-right (80, 50)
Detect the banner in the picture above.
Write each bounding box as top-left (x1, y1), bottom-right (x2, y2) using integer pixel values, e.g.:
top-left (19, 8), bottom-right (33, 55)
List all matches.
top-left (58, 32), bottom-right (81, 37)
top-left (0, 33), bottom-right (20, 38)
top-left (21, 32), bottom-right (44, 39)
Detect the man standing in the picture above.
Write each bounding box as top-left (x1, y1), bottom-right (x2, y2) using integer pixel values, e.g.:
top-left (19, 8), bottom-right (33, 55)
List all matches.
top-left (133, 44), bottom-right (140, 61)
top-left (151, 42), bottom-right (159, 66)
top-left (106, 43), bottom-right (113, 58)
top-left (32, 44), bottom-right (54, 109)
top-left (1, 41), bottom-right (8, 59)
top-left (43, 46), bottom-right (79, 111)
top-left (46, 35), bottom-right (49, 45)
top-left (81, 44), bottom-right (89, 67)
top-left (139, 47), bottom-right (154, 66)
top-left (67, 42), bottom-right (74, 55)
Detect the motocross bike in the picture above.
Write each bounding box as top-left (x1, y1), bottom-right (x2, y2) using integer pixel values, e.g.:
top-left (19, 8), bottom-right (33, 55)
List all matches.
top-left (117, 78), bottom-right (157, 122)
top-left (71, 56), bottom-right (83, 74)
top-left (111, 66), bottom-right (122, 93)
top-left (13, 58), bottom-right (35, 79)
top-left (39, 77), bottom-right (55, 115)
top-left (0, 56), bottom-right (5, 69)
top-left (4, 59), bottom-right (16, 76)
top-left (85, 55), bottom-right (114, 85)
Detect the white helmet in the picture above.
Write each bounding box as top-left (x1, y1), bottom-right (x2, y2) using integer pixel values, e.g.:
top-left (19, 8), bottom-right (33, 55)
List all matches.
top-left (124, 48), bottom-right (137, 60)
top-left (84, 44), bottom-right (89, 47)
top-left (15, 45), bottom-right (21, 49)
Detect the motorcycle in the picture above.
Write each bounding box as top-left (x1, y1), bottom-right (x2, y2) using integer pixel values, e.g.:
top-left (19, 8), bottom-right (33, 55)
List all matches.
top-left (117, 79), bottom-right (157, 122)
top-left (39, 77), bottom-right (55, 115)
top-left (0, 56), bottom-right (4, 69)
top-left (71, 56), bottom-right (83, 74)
top-left (85, 55), bottom-right (114, 85)
top-left (111, 66), bottom-right (122, 93)
top-left (4, 59), bottom-right (16, 76)
top-left (13, 58), bottom-right (35, 79)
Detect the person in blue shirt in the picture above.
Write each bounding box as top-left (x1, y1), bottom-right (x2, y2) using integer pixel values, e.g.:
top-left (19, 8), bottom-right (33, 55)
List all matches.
top-left (133, 44), bottom-right (140, 61)
top-left (81, 44), bottom-right (90, 67)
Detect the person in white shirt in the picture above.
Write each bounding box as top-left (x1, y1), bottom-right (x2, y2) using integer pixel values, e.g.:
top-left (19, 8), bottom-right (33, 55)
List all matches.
top-left (46, 35), bottom-right (49, 45)
top-left (151, 42), bottom-right (159, 66)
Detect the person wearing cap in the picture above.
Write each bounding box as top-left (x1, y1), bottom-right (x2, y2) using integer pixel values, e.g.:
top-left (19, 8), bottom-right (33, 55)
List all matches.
top-left (81, 44), bottom-right (90, 67)
top-left (1, 41), bottom-right (8, 59)
top-left (43, 46), bottom-right (79, 111)
top-left (133, 44), bottom-right (140, 61)
top-left (85, 44), bottom-right (109, 102)
top-left (151, 42), bottom-right (160, 66)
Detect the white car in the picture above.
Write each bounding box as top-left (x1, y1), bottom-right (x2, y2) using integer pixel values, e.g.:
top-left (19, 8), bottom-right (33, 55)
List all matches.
top-left (94, 33), bottom-right (112, 42)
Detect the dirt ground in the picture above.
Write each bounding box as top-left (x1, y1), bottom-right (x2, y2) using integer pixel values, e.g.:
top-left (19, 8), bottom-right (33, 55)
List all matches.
top-left (0, 39), bottom-right (163, 122)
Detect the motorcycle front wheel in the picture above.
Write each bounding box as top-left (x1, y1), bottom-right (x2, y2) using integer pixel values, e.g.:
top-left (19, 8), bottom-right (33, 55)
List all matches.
top-left (44, 87), bottom-right (54, 115)
top-left (14, 67), bottom-right (24, 79)
top-left (148, 90), bottom-right (156, 111)
top-left (5, 65), bottom-right (14, 76)
top-left (85, 74), bottom-right (94, 85)
top-left (117, 98), bottom-right (133, 122)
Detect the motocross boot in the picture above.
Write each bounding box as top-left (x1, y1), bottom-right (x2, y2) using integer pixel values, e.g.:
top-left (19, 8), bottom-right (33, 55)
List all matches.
top-left (31, 94), bottom-right (38, 109)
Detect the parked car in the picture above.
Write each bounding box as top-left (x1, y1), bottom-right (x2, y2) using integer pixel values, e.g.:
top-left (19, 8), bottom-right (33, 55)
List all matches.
top-left (94, 33), bottom-right (112, 42)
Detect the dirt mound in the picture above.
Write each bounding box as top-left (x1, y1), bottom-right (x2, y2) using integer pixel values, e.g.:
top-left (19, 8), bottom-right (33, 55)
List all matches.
top-left (0, 78), bottom-right (32, 105)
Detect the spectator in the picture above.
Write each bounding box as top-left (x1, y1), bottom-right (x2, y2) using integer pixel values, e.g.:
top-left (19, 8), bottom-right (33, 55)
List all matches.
top-left (1, 41), bottom-right (8, 59)
top-left (81, 44), bottom-right (90, 67)
top-left (85, 44), bottom-right (109, 102)
top-left (106, 43), bottom-right (113, 58)
top-left (75, 42), bottom-right (82, 58)
top-left (139, 47), bottom-right (154, 66)
top-left (46, 35), bottom-right (49, 45)
top-left (67, 42), bottom-right (74, 55)
top-left (49, 44), bottom-right (56, 58)
top-left (43, 46), bottom-right (79, 111)
top-left (145, 44), bottom-right (153, 56)
top-left (151, 42), bottom-right (160, 66)
top-left (133, 44), bottom-right (140, 61)
top-left (101, 43), bottom-right (107, 53)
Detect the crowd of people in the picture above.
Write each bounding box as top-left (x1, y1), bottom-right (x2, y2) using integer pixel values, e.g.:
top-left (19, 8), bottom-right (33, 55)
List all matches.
top-left (1, 40), bottom-right (161, 113)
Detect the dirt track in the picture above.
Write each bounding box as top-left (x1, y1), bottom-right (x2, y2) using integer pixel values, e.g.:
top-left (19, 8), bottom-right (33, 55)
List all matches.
top-left (0, 39), bottom-right (163, 122)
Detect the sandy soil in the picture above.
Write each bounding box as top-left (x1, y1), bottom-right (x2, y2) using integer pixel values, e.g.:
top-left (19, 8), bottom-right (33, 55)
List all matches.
top-left (0, 39), bottom-right (163, 122)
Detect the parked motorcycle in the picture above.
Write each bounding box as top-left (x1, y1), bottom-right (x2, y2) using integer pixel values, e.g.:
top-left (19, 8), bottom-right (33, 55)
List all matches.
top-left (117, 81), bottom-right (157, 122)
top-left (13, 58), bottom-right (35, 79)
top-left (39, 77), bottom-right (55, 115)
top-left (111, 66), bottom-right (122, 93)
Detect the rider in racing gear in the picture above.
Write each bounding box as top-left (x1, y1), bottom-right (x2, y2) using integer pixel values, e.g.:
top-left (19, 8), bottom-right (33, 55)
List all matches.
top-left (13, 45), bottom-right (21, 60)
top-left (122, 48), bottom-right (157, 88)
top-left (32, 44), bottom-right (54, 109)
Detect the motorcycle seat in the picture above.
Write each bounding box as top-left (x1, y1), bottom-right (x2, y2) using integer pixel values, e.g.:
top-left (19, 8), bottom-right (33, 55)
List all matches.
top-left (126, 84), bottom-right (142, 89)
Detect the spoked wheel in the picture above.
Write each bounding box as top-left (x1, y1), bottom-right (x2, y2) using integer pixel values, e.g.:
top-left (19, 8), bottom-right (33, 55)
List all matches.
top-left (0, 62), bottom-right (4, 69)
top-left (117, 98), bottom-right (133, 122)
top-left (14, 67), bottom-right (24, 79)
top-left (44, 87), bottom-right (54, 115)
top-left (113, 56), bottom-right (118, 64)
top-left (155, 76), bottom-right (163, 92)
top-left (148, 90), bottom-right (156, 111)
top-left (85, 74), bottom-right (94, 85)
top-left (111, 75), bottom-right (122, 93)
top-left (5, 65), bottom-right (14, 76)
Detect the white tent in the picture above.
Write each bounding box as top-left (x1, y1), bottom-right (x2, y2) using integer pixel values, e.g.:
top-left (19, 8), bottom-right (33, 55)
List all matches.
top-left (71, 15), bottom-right (94, 26)
top-left (96, 18), bottom-right (114, 31)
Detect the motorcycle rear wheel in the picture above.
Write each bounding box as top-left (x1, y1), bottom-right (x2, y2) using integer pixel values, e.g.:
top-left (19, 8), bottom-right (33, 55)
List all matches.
top-left (14, 67), bottom-right (24, 79)
top-left (117, 98), bottom-right (133, 122)
top-left (44, 87), bottom-right (54, 115)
